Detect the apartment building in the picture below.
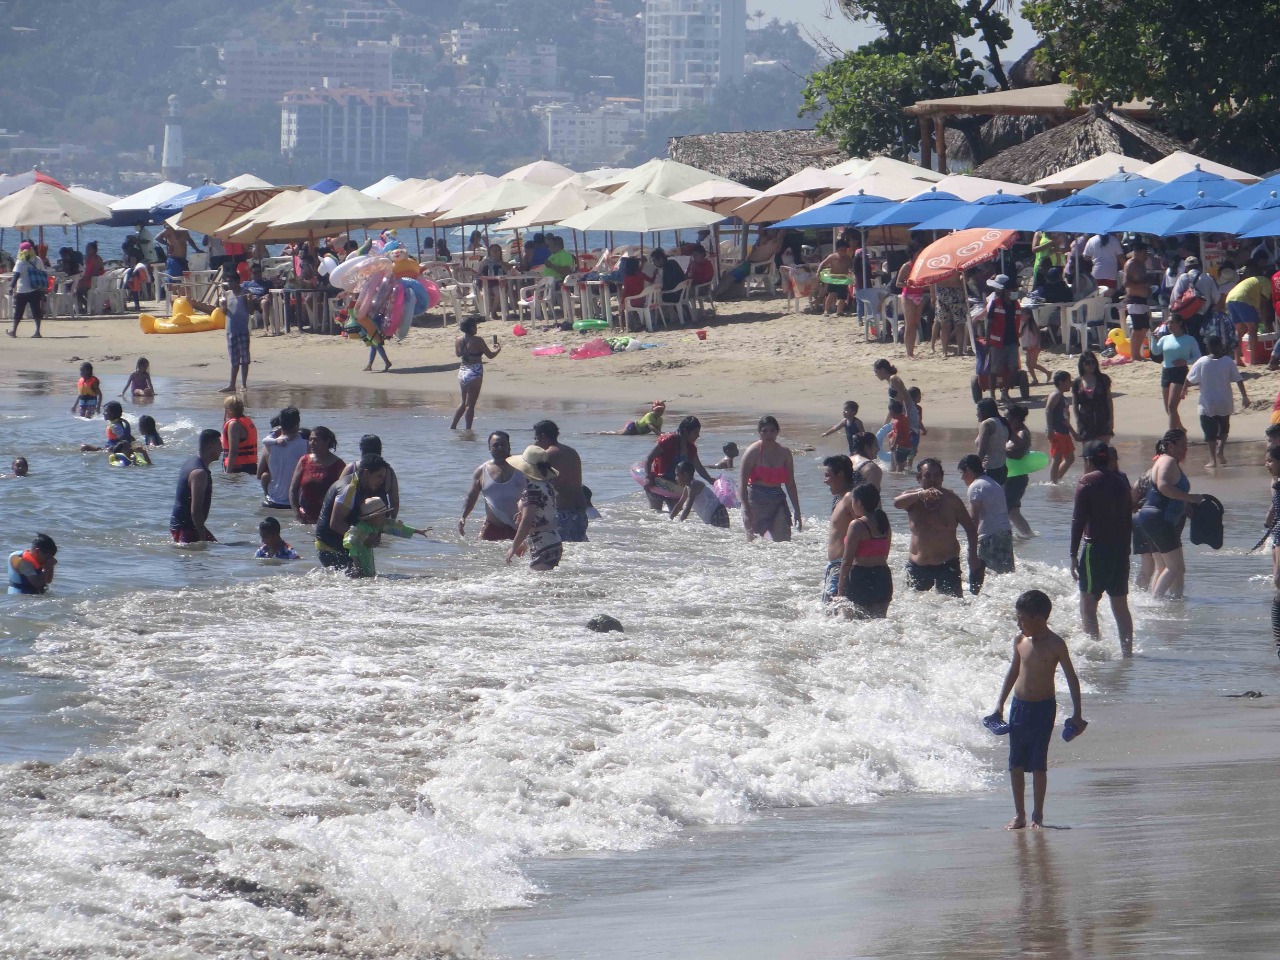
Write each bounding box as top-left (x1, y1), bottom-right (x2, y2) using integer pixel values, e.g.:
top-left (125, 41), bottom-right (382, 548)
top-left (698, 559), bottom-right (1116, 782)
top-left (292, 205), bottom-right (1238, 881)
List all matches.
top-left (221, 40), bottom-right (393, 105)
top-left (280, 86), bottom-right (411, 178)
top-left (324, 8), bottom-right (391, 30)
top-left (499, 44), bottom-right (559, 89)
top-left (642, 0), bottom-right (746, 124)
top-left (545, 99), bottom-right (643, 165)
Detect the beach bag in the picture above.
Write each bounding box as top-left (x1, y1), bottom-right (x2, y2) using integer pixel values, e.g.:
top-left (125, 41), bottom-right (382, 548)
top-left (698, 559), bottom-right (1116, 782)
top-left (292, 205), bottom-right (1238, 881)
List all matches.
top-left (1170, 272), bottom-right (1206, 319)
top-left (27, 262), bottom-right (49, 293)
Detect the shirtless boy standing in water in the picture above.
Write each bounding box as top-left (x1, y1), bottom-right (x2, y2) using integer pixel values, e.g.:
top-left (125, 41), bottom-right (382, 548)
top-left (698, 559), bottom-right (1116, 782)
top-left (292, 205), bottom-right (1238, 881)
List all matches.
top-left (987, 590), bottom-right (1087, 829)
top-left (822, 455), bottom-right (856, 604)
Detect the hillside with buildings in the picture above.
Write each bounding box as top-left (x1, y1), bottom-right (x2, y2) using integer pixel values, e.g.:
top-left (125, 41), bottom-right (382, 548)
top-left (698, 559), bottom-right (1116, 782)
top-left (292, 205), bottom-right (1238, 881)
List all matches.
top-left (0, 0), bottom-right (815, 189)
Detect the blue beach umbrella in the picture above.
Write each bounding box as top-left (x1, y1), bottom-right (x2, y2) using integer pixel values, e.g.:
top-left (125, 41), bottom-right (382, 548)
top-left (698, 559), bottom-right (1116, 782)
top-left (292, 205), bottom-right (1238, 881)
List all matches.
top-left (858, 188), bottom-right (965, 228)
top-left (772, 191), bottom-right (897, 230)
top-left (308, 178), bottom-right (344, 194)
top-left (1117, 193), bottom-right (1239, 237)
top-left (1144, 167), bottom-right (1242, 203)
top-left (1049, 190), bottom-right (1177, 237)
top-left (149, 183), bottom-right (224, 218)
top-left (1190, 191), bottom-right (1280, 236)
top-left (989, 192), bottom-right (1108, 232)
top-left (1077, 172), bottom-right (1163, 204)
top-left (1220, 174), bottom-right (1280, 208)
top-left (911, 191), bottom-right (1035, 231)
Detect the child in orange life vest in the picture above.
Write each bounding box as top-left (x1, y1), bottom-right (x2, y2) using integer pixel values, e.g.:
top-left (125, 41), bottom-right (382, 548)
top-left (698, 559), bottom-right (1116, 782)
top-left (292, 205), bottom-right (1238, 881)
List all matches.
top-left (71, 361), bottom-right (102, 417)
top-left (8, 533), bottom-right (57, 595)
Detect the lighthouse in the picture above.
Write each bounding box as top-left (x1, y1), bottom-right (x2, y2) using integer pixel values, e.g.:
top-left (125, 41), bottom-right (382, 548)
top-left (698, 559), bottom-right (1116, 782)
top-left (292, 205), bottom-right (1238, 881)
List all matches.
top-left (161, 94), bottom-right (185, 181)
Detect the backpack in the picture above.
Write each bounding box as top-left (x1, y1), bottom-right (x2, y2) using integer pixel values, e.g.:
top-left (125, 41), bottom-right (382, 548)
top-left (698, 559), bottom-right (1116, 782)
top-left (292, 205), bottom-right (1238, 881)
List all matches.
top-left (1170, 271), bottom-right (1207, 319)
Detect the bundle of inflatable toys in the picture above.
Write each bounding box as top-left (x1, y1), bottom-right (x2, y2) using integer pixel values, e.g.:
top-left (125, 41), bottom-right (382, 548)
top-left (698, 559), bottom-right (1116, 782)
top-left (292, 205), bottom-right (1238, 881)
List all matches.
top-left (328, 235), bottom-right (441, 346)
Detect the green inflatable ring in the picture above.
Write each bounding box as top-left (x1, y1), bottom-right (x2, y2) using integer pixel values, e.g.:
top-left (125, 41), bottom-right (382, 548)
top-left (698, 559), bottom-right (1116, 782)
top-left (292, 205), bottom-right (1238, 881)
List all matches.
top-left (819, 270), bottom-right (852, 286)
top-left (1006, 450), bottom-right (1050, 478)
top-left (573, 318), bottom-right (609, 331)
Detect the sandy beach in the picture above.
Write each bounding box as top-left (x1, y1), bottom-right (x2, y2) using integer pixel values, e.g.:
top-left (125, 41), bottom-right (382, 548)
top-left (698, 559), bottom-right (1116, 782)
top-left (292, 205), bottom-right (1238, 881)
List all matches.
top-left (6, 295), bottom-right (1278, 441)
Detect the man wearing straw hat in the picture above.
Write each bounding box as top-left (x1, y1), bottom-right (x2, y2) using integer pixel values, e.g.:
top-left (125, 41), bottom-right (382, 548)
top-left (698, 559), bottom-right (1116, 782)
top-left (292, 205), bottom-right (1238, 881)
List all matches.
top-left (507, 445), bottom-right (563, 571)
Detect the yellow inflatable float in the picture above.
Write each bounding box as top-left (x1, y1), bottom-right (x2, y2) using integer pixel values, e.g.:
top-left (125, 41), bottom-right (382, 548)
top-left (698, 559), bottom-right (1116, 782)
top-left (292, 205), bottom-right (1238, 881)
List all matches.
top-left (140, 297), bottom-right (226, 335)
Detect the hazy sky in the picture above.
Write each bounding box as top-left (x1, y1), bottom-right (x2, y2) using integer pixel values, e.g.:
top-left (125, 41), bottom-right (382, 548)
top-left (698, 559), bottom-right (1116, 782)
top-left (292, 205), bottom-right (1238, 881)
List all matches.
top-left (755, 0), bottom-right (1041, 63)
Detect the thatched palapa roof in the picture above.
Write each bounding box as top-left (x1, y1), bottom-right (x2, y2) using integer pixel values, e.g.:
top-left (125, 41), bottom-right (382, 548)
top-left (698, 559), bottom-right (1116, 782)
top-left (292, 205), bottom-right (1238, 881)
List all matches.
top-left (971, 107), bottom-right (1187, 185)
top-left (667, 129), bottom-right (850, 191)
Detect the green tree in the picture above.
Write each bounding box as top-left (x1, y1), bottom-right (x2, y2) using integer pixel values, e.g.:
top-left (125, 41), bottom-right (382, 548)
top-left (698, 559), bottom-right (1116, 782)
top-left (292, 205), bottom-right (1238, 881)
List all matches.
top-left (1024, 0), bottom-right (1280, 170)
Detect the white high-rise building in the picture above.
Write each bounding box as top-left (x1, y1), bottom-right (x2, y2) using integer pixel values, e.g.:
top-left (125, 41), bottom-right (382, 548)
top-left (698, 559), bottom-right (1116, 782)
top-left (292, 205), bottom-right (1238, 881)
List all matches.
top-left (643, 0), bottom-right (746, 125)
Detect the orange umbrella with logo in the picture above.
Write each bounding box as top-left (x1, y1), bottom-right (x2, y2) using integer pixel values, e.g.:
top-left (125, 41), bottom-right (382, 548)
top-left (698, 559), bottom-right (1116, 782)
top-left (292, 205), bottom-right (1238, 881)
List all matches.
top-left (907, 228), bottom-right (1017, 285)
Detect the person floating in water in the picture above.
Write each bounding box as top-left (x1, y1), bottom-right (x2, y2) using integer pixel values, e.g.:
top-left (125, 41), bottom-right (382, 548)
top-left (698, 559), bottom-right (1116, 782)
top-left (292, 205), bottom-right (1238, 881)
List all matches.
top-left (138, 415), bottom-right (163, 446)
top-left (80, 401), bottom-right (152, 465)
top-left (985, 590), bottom-right (1086, 830)
top-left (5, 457), bottom-right (28, 477)
top-left (8, 533), bottom-right (57, 595)
top-left (255, 517), bottom-right (300, 560)
top-left (602, 400), bottom-right (666, 436)
top-left (71, 361), bottom-right (102, 418)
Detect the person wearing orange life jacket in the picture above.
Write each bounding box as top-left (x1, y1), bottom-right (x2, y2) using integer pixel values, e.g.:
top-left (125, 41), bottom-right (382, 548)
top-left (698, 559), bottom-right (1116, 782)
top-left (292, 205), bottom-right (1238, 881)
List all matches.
top-left (8, 533), bottom-right (56, 595)
top-left (221, 395), bottom-right (258, 475)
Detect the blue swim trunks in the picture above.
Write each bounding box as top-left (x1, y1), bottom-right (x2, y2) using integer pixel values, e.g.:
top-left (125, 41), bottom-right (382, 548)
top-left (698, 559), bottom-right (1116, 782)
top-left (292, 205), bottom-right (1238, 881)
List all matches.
top-left (557, 508), bottom-right (589, 542)
top-left (1008, 696), bottom-right (1056, 772)
top-left (822, 560), bottom-right (841, 603)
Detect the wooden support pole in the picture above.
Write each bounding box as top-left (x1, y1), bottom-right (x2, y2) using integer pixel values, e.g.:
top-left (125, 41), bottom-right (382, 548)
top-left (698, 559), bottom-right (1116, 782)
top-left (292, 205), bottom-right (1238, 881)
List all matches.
top-left (934, 117), bottom-right (948, 175)
top-left (920, 117), bottom-right (933, 171)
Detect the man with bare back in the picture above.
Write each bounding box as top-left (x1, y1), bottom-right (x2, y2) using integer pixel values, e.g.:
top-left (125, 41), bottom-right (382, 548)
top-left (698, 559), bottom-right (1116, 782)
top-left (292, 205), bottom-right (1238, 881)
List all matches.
top-left (822, 455), bottom-right (856, 603)
top-left (533, 419), bottom-right (589, 541)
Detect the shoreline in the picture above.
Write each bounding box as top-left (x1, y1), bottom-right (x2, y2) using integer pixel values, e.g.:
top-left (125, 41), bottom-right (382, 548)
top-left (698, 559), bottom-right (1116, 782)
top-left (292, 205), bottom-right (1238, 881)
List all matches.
top-left (5, 299), bottom-right (1278, 440)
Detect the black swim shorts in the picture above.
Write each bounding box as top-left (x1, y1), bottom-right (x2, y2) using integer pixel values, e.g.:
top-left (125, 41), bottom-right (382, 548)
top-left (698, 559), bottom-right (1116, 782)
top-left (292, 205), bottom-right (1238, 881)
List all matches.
top-left (1008, 695), bottom-right (1057, 772)
top-left (905, 557), bottom-right (963, 597)
top-left (1079, 541), bottom-right (1130, 597)
top-left (1199, 414), bottom-right (1230, 443)
top-left (844, 564), bottom-right (893, 614)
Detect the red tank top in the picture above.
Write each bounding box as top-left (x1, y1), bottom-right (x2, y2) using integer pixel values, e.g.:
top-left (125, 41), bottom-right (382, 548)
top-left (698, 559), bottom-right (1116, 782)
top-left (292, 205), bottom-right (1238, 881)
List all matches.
top-left (297, 456), bottom-right (347, 522)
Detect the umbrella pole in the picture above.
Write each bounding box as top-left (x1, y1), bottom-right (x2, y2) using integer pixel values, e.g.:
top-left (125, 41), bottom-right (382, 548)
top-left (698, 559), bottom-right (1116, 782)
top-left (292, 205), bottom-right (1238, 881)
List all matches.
top-left (414, 228), bottom-right (420, 259)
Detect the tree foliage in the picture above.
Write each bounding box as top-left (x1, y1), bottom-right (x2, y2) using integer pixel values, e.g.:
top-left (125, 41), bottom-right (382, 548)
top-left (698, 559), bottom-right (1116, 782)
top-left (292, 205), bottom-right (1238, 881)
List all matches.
top-left (801, 0), bottom-right (1010, 158)
top-left (1024, 0), bottom-right (1280, 170)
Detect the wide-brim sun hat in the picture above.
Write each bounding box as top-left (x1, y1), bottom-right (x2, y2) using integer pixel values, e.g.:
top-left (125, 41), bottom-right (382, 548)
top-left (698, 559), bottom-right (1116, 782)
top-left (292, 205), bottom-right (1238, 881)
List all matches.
top-left (508, 445), bottom-right (559, 481)
top-left (987, 274), bottom-right (1011, 291)
top-left (361, 496), bottom-right (390, 517)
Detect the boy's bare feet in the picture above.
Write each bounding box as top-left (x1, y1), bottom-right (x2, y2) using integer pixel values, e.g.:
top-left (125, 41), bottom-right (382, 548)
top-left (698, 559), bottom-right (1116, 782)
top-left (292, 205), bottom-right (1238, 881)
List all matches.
top-left (1030, 816), bottom-right (1043, 830)
top-left (1006, 816), bottom-right (1027, 830)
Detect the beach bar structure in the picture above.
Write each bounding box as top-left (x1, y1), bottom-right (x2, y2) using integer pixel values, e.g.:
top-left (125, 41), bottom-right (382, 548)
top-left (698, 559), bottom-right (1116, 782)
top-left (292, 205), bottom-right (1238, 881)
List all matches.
top-left (904, 84), bottom-right (1156, 174)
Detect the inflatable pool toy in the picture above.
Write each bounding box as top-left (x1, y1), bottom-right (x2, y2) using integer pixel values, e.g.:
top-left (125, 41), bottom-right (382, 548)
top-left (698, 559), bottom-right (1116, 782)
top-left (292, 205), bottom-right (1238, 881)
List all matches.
top-left (1005, 450), bottom-right (1050, 478)
top-left (531, 345), bottom-right (566, 356)
top-left (108, 450), bottom-right (150, 467)
top-left (570, 337), bottom-right (612, 361)
top-left (573, 318), bottom-right (609, 332)
top-left (140, 297), bottom-right (226, 334)
top-left (1105, 326), bottom-right (1131, 358)
top-left (630, 461), bottom-right (680, 498)
top-left (819, 270), bottom-right (852, 286)
top-left (713, 475), bottom-right (740, 508)
top-left (875, 423), bottom-right (893, 463)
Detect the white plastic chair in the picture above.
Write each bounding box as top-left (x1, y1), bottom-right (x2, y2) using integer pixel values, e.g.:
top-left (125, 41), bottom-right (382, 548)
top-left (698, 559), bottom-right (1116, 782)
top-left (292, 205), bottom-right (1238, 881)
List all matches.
top-left (47, 278), bottom-right (75, 318)
top-left (692, 281), bottom-right (716, 318)
top-left (660, 280), bottom-right (695, 326)
top-left (89, 274), bottom-right (125, 314)
top-left (516, 278), bottom-right (555, 325)
top-left (441, 281), bottom-right (478, 325)
top-left (1068, 295), bottom-right (1108, 354)
top-left (560, 273), bottom-right (589, 323)
top-left (876, 294), bottom-right (904, 344)
top-left (742, 260), bottom-right (777, 297)
top-left (624, 283), bottom-right (661, 332)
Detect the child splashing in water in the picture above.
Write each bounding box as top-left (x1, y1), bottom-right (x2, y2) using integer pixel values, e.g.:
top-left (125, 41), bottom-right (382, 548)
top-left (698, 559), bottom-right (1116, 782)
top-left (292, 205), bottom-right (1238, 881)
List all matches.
top-left (138, 415), bottom-right (163, 446)
top-left (81, 401), bottom-right (151, 464)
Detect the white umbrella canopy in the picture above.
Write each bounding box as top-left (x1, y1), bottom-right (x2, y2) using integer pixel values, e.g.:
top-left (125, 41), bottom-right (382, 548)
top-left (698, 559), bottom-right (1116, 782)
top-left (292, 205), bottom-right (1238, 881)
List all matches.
top-left (414, 174), bottom-right (501, 221)
top-left (435, 179), bottom-right (552, 226)
top-left (612, 158), bottom-right (731, 198)
top-left (733, 166), bottom-right (852, 223)
top-left (176, 186), bottom-right (292, 235)
top-left (933, 174), bottom-right (1042, 201)
top-left (808, 169), bottom-right (946, 210)
top-left (220, 173), bottom-right (274, 189)
top-left (109, 180), bottom-right (191, 214)
top-left (378, 177), bottom-right (439, 207)
top-left (361, 175), bottom-right (404, 198)
top-left (558, 190), bottom-right (723, 233)
top-left (1141, 151), bottom-right (1260, 184)
top-left (222, 189), bottom-right (326, 242)
top-left (0, 182), bottom-right (111, 229)
top-left (581, 166), bottom-right (635, 189)
top-left (501, 159), bottom-right (576, 187)
top-left (1030, 152), bottom-right (1151, 191)
top-left (670, 178), bottom-right (763, 215)
top-left (497, 182), bottom-right (611, 230)
top-left (68, 185), bottom-right (121, 207)
top-left (828, 155), bottom-right (945, 182)
top-left (269, 185), bottom-right (419, 233)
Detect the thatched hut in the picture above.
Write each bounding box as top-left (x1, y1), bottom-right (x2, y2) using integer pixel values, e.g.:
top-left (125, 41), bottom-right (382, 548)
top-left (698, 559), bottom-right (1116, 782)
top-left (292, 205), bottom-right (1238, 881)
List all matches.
top-left (971, 106), bottom-right (1186, 185)
top-left (667, 129), bottom-right (849, 190)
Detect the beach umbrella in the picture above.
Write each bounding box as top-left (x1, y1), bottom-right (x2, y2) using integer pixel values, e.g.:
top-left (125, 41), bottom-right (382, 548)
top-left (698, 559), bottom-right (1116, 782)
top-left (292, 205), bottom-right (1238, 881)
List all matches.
top-left (435, 179), bottom-right (552, 226)
top-left (501, 159), bottom-right (577, 187)
top-left (912, 191), bottom-right (1036, 231)
top-left (827, 155), bottom-right (944, 182)
top-left (270, 186), bottom-right (419, 233)
top-left (0, 169), bottom-right (66, 200)
top-left (1219, 174), bottom-right (1280, 207)
top-left (0, 182), bottom-right (110, 230)
top-left (68, 185), bottom-right (122, 208)
top-left (1141, 151), bottom-right (1260, 184)
top-left (150, 183), bottom-right (225, 218)
top-left (361, 175), bottom-right (404, 198)
top-left (612, 158), bottom-right (733, 199)
top-left (107, 180), bottom-right (191, 226)
top-left (1077, 171), bottom-right (1164, 204)
top-left (220, 173), bottom-right (274, 189)
top-left (1031, 153), bottom-right (1151, 191)
top-left (771, 191), bottom-right (896, 230)
top-left (1117, 193), bottom-right (1239, 237)
top-left (858, 187), bottom-right (965, 228)
top-left (988, 192), bottom-right (1110, 232)
top-left (1196, 191), bottom-right (1280, 236)
top-left (308, 178), bottom-right (344, 194)
top-left (497, 181), bottom-right (611, 230)
top-left (175, 187), bottom-right (290, 235)
top-left (222, 189), bottom-right (325, 242)
top-left (733, 167), bottom-right (851, 224)
top-left (670, 178), bottom-right (763, 215)
top-left (580, 166), bottom-right (632, 185)
top-left (558, 190), bottom-right (723, 233)
top-left (906, 228), bottom-right (1017, 286)
top-left (413, 174), bottom-right (500, 222)
top-left (380, 177), bottom-right (442, 207)
top-left (1143, 167), bottom-right (1244, 203)
top-left (1048, 189), bottom-right (1176, 236)
top-left (811, 170), bottom-right (944, 208)
top-left (933, 175), bottom-right (1041, 201)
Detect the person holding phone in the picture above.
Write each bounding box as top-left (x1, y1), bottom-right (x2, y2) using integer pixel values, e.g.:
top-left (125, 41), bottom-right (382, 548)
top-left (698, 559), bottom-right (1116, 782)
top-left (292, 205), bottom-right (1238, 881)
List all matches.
top-left (450, 317), bottom-right (500, 430)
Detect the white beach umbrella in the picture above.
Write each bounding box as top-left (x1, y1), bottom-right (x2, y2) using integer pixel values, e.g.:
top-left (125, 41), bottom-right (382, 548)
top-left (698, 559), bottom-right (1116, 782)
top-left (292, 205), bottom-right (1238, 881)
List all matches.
top-left (378, 177), bottom-right (440, 207)
top-left (222, 189), bottom-right (325, 241)
top-left (0, 182), bottom-right (110, 229)
top-left (808, 170), bottom-right (949, 210)
top-left (733, 166), bottom-right (852, 224)
top-left (362, 175), bottom-right (404, 198)
top-left (670, 178), bottom-right (763, 215)
top-left (497, 182), bottom-right (611, 230)
top-left (558, 190), bottom-right (723, 233)
top-left (933, 175), bottom-right (1042, 201)
top-left (175, 187), bottom-right (292, 235)
top-left (269, 186), bottom-right (419, 233)
top-left (1030, 152), bottom-right (1151, 191)
top-left (501, 159), bottom-right (577, 186)
top-left (220, 173), bottom-right (274, 189)
top-left (828, 155), bottom-right (945, 182)
top-left (414, 174), bottom-right (501, 221)
top-left (1141, 151), bottom-right (1260, 184)
top-left (434, 179), bottom-right (552, 226)
top-left (68, 185), bottom-right (122, 207)
top-left (611, 158), bottom-right (732, 198)
top-left (109, 181), bottom-right (191, 216)
top-left (580, 166), bottom-right (632, 184)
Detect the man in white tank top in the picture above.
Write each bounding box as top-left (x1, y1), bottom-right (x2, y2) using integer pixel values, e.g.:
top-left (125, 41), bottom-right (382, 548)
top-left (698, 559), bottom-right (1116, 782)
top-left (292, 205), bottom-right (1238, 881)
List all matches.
top-left (459, 431), bottom-right (527, 541)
